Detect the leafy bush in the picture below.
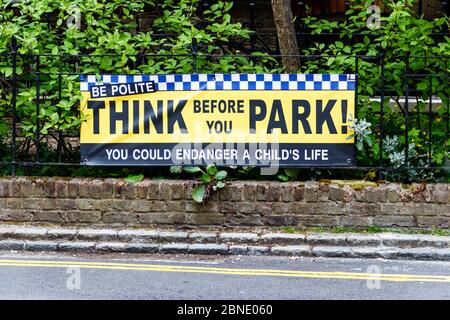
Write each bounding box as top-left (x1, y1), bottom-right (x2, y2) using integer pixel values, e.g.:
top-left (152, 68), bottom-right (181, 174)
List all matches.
top-left (300, 0), bottom-right (450, 181)
top-left (0, 0), bottom-right (277, 165)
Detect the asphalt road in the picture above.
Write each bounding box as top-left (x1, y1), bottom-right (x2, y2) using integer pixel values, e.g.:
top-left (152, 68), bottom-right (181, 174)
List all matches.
top-left (0, 251), bottom-right (449, 300)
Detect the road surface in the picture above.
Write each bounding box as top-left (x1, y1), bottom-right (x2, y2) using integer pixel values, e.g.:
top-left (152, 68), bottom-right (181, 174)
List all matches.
top-left (0, 251), bottom-right (448, 299)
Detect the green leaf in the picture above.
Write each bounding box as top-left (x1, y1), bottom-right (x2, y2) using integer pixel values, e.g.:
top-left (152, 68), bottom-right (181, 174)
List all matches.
top-left (170, 166), bottom-right (183, 174)
top-left (284, 168), bottom-right (300, 179)
top-left (183, 166), bottom-right (202, 173)
top-left (277, 174), bottom-right (289, 182)
top-left (200, 172), bottom-right (211, 183)
top-left (206, 164), bottom-right (217, 175)
top-left (216, 181), bottom-right (225, 189)
top-left (192, 185), bottom-right (206, 203)
top-left (125, 173), bottom-right (144, 183)
top-left (215, 170), bottom-right (227, 181)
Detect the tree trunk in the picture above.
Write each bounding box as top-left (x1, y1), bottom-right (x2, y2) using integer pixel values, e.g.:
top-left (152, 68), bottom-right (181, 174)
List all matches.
top-left (271, 0), bottom-right (300, 73)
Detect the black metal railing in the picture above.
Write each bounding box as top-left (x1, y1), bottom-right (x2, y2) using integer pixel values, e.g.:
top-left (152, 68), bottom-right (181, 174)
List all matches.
top-left (0, 38), bottom-right (449, 178)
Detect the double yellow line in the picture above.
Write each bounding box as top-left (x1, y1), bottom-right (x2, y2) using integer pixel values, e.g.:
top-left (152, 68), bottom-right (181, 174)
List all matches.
top-left (0, 259), bottom-right (449, 283)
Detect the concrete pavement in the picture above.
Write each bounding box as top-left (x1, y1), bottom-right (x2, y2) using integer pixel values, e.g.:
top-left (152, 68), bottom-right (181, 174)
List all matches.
top-left (0, 251), bottom-right (448, 299)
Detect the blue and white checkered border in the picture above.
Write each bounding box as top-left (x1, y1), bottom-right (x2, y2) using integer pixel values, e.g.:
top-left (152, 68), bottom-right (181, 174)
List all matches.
top-left (80, 74), bottom-right (355, 92)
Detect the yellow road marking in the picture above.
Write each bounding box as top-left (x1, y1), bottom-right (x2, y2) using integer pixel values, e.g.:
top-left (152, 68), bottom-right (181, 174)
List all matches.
top-left (0, 259), bottom-right (449, 283)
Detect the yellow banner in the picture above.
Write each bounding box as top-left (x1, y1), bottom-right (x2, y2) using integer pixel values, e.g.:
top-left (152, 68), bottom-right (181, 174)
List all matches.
top-left (80, 90), bottom-right (355, 144)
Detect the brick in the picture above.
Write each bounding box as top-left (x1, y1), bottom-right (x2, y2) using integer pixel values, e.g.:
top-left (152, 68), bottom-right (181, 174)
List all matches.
top-left (67, 211), bottom-right (102, 223)
top-left (93, 199), bottom-right (113, 212)
top-left (102, 212), bottom-right (137, 224)
top-left (329, 184), bottom-right (343, 202)
top-left (113, 199), bottom-right (131, 211)
top-left (139, 212), bottom-right (186, 225)
top-left (33, 211), bottom-right (66, 223)
top-left (256, 184), bottom-right (269, 201)
top-left (292, 185), bottom-right (305, 201)
top-left (0, 179), bottom-right (10, 197)
top-left (304, 182), bottom-right (319, 202)
top-left (166, 201), bottom-right (186, 212)
top-left (218, 202), bottom-right (238, 213)
top-left (225, 213), bottom-right (263, 226)
top-left (297, 215), bottom-right (339, 227)
top-left (279, 184), bottom-right (294, 202)
top-left (268, 183), bottom-right (281, 202)
top-left (372, 215), bottom-right (417, 228)
top-left (18, 178), bottom-right (33, 198)
top-left (55, 180), bottom-right (68, 198)
top-left (228, 184), bottom-right (243, 201)
top-left (416, 216), bottom-right (449, 228)
top-left (186, 212), bottom-right (225, 225)
top-left (271, 202), bottom-right (291, 214)
top-left (237, 202), bottom-right (257, 214)
top-left (147, 182), bottom-right (163, 200)
top-left (363, 187), bottom-right (386, 203)
top-left (185, 201), bottom-right (217, 213)
top-left (255, 203), bottom-right (272, 215)
top-left (243, 183), bottom-right (257, 201)
top-left (67, 179), bottom-right (80, 198)
top-left (134, 180), bottom-right (151, 199)
top-left (6, 198), bottom-right (22, 209)
top-left (54, 199), bottom-right (77, 210)
top-left (8, 179), bottom-right (21, 198)
top-left (263, 215), bottom-right (299, 226)
top-left (22, 198), bottom-right (42, 210)
top-left (0, 210), bottom-right (34, 222)
top-left (77, 179), bottom-right (92, 198)
top-left (339, 216), bottom-right (373, 227)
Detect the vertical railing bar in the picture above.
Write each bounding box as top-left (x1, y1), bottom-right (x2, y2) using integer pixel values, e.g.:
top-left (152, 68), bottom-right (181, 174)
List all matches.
top-left (428, 74), bottom-right (433, 165)
top-left (354, 55), bottom-right (359, 167)
top-left (446, 57), bottom-right (449, 142)
top-left (10, 36), bottom-right (18, 176)
top-left (35, 55), bottom-right (40, 163)
top-left (56, 73), bottom-right (63, 163)
top-left (192, 38), bottom-right (198, 74)
top-left (379, 55), bottom-right (385, 177)
top-left (404, 56), bottom-right (410, 164)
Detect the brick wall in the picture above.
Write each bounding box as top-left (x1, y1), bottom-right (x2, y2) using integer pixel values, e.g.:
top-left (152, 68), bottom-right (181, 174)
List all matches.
top-left (0, 178), bottom-right (449, 228)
